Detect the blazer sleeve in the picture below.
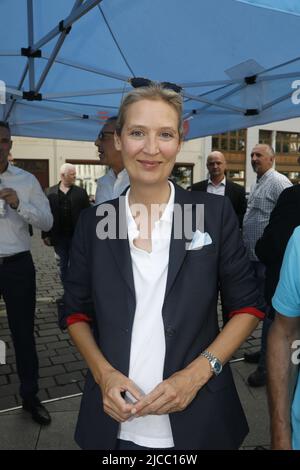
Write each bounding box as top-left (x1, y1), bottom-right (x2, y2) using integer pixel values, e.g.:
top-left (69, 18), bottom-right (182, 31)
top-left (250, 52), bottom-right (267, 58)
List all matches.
top-left (255, 187), bottom-right (300, 267)
top-left (236, 186), bottom-right (247, 228)
top-left (218, 197), bottom-right (264, 313)
top-left (82, 188), bottom-right (91, 209)
top-left (60, 209), bottom-right (94, 329)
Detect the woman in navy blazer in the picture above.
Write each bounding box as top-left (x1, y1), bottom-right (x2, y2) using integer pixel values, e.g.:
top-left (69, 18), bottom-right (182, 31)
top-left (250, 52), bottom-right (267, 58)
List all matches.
top-left (62, 83), bottom-right (264, 450)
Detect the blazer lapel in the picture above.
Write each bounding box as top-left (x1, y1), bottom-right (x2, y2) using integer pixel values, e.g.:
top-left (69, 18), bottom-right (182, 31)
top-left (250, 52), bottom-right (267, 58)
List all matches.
top-left (105, 197), bottom-right (135, 299)
top-left (104, 188), bottom-right (198, 302)
top-left (224, 181), bottom-right (230, 197)
top-left (164, 185), bottom-right (195, 300)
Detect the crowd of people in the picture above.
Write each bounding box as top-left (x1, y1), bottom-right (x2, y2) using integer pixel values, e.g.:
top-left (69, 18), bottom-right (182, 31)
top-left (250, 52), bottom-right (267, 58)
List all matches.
top-left (0, 80), bottom-right (299, 450)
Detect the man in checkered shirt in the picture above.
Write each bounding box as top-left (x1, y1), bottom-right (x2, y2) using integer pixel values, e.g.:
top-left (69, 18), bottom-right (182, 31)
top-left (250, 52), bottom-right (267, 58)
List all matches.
top-left (242, 144), bottom-right (292, 387)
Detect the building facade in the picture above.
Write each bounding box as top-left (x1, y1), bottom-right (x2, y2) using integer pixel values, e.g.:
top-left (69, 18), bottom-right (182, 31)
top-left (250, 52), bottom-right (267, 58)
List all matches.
top-left (10, 117), bottom-right (300, 196)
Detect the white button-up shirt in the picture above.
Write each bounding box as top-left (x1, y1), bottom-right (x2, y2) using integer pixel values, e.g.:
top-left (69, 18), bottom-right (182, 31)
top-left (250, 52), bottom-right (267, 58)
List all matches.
top-left (207, 176), bottom-right (226, 196)
top-left (0, 164), bottom-right (53, 256)
top-left (95, 168), bottom-right (130, 204)
top-left (118, 182), bottom-right (175, 448)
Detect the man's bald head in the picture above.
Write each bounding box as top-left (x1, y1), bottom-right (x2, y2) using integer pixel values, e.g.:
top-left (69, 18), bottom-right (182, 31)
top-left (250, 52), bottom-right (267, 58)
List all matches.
top-left (206, 151), bottom-right (227, 183)
top-left (251, 144), bottom-right (275, 177)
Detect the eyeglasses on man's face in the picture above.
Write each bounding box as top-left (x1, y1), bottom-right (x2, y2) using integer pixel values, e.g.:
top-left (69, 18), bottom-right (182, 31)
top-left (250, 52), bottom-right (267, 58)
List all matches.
top-left (128, 77), bottom-right (182, 94)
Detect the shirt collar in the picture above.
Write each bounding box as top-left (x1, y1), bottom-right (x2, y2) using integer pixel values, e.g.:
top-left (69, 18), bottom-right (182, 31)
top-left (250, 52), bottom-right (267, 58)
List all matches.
top-left (117, 168), bottom-right (128, 180)
top-left (107, 168), bottom-right (117, 180)
top-left (108, 167), bottom-right (127, 178)
top-left (208, 176), bottom-right (226, 187)
top-left (256, 167), bottom-right (274, 183)
top-left (125, 181), bottom-right (175, 233)
top-left (0, 163), bottom-right (17, 176)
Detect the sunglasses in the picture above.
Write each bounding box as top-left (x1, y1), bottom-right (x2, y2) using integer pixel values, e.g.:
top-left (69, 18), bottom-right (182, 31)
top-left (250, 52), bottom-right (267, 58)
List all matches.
top-left (128, 77), bottom-right (182, 94)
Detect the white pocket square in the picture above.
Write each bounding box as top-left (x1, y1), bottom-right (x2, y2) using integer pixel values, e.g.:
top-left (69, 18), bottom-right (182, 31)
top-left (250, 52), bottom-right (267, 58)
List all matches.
top-left (187, 230), bottom-right (212, 250)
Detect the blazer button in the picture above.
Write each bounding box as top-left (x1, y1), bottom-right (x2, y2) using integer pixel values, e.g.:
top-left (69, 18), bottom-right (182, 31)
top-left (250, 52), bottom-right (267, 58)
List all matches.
top-left (165, 327), bottom-right (176, 337)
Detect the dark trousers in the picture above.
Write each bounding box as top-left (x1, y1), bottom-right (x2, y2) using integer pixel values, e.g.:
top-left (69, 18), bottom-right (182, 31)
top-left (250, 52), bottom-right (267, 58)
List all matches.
top-left (251, 261), bottom-right (273, 372)
top-left (0, 252), bottom-right (39, 400)
top-left (54, 237), bottom-right (72, 285)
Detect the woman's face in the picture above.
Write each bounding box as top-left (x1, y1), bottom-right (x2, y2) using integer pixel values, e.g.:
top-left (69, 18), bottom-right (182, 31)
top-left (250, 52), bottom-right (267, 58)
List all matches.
top-left (115, 99), bottom-right (181, 187)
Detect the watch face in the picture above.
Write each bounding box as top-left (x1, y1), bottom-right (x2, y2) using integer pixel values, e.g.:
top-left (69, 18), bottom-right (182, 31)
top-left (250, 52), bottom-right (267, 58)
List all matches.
top-left (213, 359), bottom-right (222, 375)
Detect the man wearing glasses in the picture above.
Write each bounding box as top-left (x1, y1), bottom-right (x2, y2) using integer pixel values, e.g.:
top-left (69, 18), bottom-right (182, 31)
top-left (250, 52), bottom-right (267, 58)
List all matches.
top-left (95, 117), bottom-right (129, 204)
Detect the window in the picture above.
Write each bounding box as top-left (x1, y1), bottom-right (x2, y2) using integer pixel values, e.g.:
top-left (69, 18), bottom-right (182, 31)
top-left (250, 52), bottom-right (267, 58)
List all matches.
top-left (276, 132), bottom-right (300, 154)
top-left (212, 129), bottom-right (246, 152)
top-left (259, 130), bottom-right (272, 146)
top-left (170, 164), bottom-right (194, 189)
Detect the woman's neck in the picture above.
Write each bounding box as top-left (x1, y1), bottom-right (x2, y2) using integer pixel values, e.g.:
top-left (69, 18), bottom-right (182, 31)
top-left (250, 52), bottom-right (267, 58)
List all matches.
top-left (129, 181), bottom-right (171, 209)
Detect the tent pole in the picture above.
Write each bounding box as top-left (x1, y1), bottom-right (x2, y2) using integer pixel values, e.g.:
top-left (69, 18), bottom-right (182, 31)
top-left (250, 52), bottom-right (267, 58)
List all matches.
top-left (45, 55), bottom-right (129, 82)
top-left (189, 84), bottom-right (247, 116)
top-left (259, 55), bottom-right (300, 76)
top-left (11, 116), bottom-right (100, 126)
top-left (30, 0), bottom-right (103, 55)
top-left (183, 91), bottom-right (245, 114)
top-left (43, 87), bottom-right (130, 99)
top-left (4, 65), bottom-right (29, 121)
top-left (262, 91), bottom-right (295, 111)
top-left (27, 0), bottom-right (35, 91)
top-left (34, 0), bottom-right (84, 93)
top-left (43, 98), bottom-right (118, 110)
top-left (258, 72), bottom-right (300, 82)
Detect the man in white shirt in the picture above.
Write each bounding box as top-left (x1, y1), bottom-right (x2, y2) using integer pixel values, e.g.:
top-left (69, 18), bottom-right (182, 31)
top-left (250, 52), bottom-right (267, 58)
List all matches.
top-left (0, 121), bottom-right (53, 425)
top-left (95, 117), bottom-right (129, 204)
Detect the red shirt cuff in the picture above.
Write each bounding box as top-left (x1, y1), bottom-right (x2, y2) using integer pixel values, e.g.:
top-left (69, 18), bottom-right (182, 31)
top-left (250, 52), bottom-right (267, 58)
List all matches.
top-left (228, 307), bottom-right (265, 320)
top-left (66, 313), bottom-right (92, 327)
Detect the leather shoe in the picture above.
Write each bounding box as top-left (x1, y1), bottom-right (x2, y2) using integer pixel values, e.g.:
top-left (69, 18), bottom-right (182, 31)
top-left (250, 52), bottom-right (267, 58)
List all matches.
top-left (247, 368), bottom-right (266, 387)
top-left (244, 350), bottom-right (261, 364)
top-left (22, 397), bottom-right (51, 425)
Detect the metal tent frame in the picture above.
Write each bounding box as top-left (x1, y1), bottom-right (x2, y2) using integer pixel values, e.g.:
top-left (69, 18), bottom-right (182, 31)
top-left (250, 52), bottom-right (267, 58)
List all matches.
top-left (1, 0), bottom-right (300, 140)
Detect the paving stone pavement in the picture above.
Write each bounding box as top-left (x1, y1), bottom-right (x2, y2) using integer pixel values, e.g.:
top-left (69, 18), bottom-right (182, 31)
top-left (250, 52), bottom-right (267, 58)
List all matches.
top-left (0, 232), bottom-right (270, 449)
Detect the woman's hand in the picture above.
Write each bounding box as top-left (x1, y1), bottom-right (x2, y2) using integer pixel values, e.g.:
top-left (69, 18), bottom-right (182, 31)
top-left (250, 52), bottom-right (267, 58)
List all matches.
top-left (98, 368), bottom-right (144, 423)
top-left (131, 361), bottom-right (212, 417)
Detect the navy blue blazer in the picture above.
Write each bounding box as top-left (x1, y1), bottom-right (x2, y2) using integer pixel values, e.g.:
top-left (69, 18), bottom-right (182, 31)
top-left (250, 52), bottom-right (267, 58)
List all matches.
top-left (62, 184), bottom-right (262, 450)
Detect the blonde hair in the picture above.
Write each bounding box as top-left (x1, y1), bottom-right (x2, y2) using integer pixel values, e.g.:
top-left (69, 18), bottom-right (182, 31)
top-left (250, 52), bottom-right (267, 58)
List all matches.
top-left (116, 85), bottom-right (183, 140)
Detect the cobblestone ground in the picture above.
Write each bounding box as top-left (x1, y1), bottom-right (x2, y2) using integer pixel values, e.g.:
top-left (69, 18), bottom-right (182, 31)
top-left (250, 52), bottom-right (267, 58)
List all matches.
top-left (0, 232), bottom-right (262, 411)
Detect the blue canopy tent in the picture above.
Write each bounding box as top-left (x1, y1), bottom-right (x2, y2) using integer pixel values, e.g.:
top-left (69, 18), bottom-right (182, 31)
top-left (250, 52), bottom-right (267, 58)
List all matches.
top-left (1, 0), bottom-right (300, 141)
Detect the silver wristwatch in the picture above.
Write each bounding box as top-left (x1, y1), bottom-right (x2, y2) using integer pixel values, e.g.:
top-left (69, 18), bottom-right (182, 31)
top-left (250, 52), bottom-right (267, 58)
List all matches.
top-left (200, 350), bottom-right (223, 376)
